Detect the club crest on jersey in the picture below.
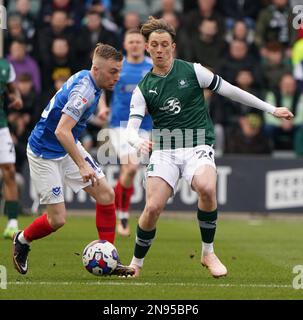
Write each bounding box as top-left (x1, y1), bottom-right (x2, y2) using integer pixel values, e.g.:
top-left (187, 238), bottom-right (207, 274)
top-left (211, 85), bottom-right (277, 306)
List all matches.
top-left (178, 79), bottom-right (189, 89)
top-left (160, 97), bottom-right (181, 115)
top-left (52, 187), bottom-right (61, 197)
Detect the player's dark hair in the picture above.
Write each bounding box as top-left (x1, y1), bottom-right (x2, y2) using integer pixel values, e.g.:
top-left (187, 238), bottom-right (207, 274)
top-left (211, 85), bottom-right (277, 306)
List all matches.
top-left (141, 16), bottom-right (176, 42)
top-left (93, 43), bottom-right (123, 61)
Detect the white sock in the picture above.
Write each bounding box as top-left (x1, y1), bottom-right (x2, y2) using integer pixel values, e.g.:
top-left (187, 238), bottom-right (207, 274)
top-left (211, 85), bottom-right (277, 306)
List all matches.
top-left (130, 256), bottom-right (144, 268)
top-left (202, 242), bottom-right (214, 256)
top-left (7, 219), bottom-right (18, 229)
top-left (118, 211), bottom-right (129, 220)
top-left (18, 231), bottom-right (31, 245)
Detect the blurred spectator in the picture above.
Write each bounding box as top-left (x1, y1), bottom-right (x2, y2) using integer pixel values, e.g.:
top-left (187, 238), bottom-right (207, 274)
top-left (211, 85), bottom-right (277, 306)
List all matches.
top-left (262, 42), bottom-right (292, 92)
top-left (153, 0), bottom-right (182, 22)
top-left (85, 0), bottom-right (125, 27)
top-left (76, 9), bottom-right (120, 68)
top-left (37, 10), bottom-right (75, 66)
top-left (12, 0), bottom-right (37, 44)
top-left (217, 0), bottom-right (263, 29)
top-left (264, 74), bottom-right (303, 150)
top-left (217, 40), bottom-right (262, 88)
top-left (161, 12), bottom-right (187, 59)
top-left (225, 113), bottom-right (272, 154)
top-left (4, 14), bottom-right (27, 56)
top-left (38, 0), bottom-right (83, 28)
top-left (7, 73), bottom-right (38, 171)
top-left (184, 0), bottom-right (225, 42)
top-left (184, 19), bottom-right (225, 69)
top-left (42, 37), bottom-right (76, 90)
top-left (292, 28), bottom-right (303, 91)
top-left (224, 20), bottom-right (259, 57)
top-left (255, 0), bottom-right (296, 56)
top-left (120, 11), bottom-right (141, 40)
top-left (7, 39), bottom-right (41, 94)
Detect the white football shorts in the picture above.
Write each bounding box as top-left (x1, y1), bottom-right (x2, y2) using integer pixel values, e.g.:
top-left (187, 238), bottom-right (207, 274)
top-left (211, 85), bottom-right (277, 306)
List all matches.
top-left (0, 127), bottom-right (16, 164)
top-left (146, 144), bottom-right (216, 194)
top-left (27, 142), bottom-right (105, 204)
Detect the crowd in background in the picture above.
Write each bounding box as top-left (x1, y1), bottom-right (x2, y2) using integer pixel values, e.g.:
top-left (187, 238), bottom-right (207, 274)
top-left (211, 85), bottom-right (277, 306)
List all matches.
top-left (2, 0), bottom-right (303, 175)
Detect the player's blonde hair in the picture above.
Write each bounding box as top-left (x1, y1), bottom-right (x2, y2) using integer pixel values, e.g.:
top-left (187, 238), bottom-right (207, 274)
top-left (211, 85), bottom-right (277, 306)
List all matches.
top-left (92, 43), bottom-right (123, 63)
top-left (141, 16), bottom-right (176, 42)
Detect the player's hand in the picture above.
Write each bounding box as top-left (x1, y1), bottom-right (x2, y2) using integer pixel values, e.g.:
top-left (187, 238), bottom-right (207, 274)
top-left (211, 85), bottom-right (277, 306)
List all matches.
top-left (8, 95), bottom-right (23, 110)
top-left (273, 107), bottom-right (294, 120)
top-left (137, 140), bottom-right (153, 155)
top-left (98, 107), bottom-right (110, 125)
top-left (79, 163), bottom-right (99, 187)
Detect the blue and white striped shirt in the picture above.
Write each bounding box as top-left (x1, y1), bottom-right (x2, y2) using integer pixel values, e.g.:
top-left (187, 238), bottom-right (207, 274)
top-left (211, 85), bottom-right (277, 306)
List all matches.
top-left (29, 70), bottom-right (102, 159)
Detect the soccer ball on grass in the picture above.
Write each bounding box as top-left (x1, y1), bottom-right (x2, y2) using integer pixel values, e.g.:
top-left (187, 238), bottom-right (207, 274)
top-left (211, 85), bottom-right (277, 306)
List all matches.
top-left (82, 240), bottom-right (119, 276)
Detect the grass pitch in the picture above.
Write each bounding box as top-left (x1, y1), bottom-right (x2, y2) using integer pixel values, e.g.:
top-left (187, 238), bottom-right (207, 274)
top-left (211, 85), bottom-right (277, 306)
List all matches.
top-left (0, 213), bottom-right (303, 300)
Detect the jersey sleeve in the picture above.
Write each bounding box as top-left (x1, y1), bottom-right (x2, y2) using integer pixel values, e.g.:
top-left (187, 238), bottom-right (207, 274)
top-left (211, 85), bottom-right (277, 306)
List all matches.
top-left (62, 78), bottom-right (94, 122)
top-left (129, 86), bottom-right (147, 121)
top-left (7, 63), bottom-right (16, 83)
top-left (193, 63), bottom-right (222, 91)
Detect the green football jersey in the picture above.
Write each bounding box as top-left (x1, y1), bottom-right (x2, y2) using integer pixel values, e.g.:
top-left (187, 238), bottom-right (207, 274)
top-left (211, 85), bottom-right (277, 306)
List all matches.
top-left (0, 59), bottom-right (11, 128)
top-left (138, 59), bottom-right (215, 149)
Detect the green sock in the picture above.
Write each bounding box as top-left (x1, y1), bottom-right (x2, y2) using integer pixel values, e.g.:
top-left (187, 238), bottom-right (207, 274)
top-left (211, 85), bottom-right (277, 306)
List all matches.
top-left (134, 225), bottom-right (156, 259)
top-left (197, 208), bottom-right (217, 243)
top-left (4, 201), bottom-right (19, 220)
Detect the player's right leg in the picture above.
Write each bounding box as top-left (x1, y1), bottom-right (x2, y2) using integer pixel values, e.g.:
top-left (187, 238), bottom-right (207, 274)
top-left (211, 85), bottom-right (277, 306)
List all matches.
top-left (0, 127), bottom-right (20, 239)
top-left (129, 177), bottom-right (173, 277)
top-left (13, 146), bottom-right (66, 275)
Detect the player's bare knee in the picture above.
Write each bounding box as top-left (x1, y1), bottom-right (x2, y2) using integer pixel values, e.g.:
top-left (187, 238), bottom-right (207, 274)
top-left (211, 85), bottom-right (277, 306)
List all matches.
top-left (1, 164), bottom-right (16, 182)
top-left (196, 184), bottom-right (216, 202)
top-left (48, 216), bottom-right (66, 230)
top-left (145, 202), bottom-right (162, 219)
top-left (96, 187), bottom-right (115, 205)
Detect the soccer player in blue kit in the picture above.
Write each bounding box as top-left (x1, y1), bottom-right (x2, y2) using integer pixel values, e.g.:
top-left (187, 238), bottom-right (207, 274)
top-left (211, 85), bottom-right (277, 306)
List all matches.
top-left (12, 43), bottom-right (135, 276)
top-left (99, 29), bottom-right (152, 236)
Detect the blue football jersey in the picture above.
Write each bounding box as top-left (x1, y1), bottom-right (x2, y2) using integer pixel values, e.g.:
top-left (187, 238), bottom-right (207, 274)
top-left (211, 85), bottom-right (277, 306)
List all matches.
top-left (29, 70), bottom-right (102, 159)
top-left (110, 57), bottom-right (152, 131)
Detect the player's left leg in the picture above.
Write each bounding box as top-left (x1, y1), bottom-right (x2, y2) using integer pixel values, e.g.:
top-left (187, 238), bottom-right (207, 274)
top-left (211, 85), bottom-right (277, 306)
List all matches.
top-left (191, 165), bottom-right (227, 278)
top-left (1, 163), bottom-right (20, 240)
top-left (115, 159), bottom-right (139, 236)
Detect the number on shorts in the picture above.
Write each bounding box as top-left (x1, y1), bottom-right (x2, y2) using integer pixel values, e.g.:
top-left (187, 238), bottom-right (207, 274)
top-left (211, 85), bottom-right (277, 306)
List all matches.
top-left (7, 142), bottom-right (14, 153)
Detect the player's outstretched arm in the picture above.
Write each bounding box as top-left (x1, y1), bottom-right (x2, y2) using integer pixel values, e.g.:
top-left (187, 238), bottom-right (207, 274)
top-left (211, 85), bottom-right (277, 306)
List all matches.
top-left (193, 63), bottom-right (294, 121)
top-left (216, 79), bottom-right (294, 120)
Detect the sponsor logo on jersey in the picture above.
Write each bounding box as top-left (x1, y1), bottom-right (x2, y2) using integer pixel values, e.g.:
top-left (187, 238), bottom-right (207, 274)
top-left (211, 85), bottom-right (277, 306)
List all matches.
top-left (66, 105), bottom-right (81, 117)
top-left (149, 88), bottom-right (158, 95)
top-left (160, 97), bottom-right (181, 115)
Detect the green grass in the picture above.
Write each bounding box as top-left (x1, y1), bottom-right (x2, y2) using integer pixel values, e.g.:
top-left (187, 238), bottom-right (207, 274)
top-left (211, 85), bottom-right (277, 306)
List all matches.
top-left (1, 214), bottom-right (303, 300)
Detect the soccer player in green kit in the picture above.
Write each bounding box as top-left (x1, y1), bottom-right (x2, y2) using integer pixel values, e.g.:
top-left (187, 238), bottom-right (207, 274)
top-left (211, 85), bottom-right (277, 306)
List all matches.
top-left (0, 58), bottom-right (23, 239)
top-left (125, 17), bottom-right (294, 278)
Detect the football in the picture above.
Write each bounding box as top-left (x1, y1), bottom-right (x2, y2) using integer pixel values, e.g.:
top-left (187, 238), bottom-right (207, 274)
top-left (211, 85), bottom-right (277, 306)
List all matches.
top-left (82, 240), bottom-right (119, 276)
